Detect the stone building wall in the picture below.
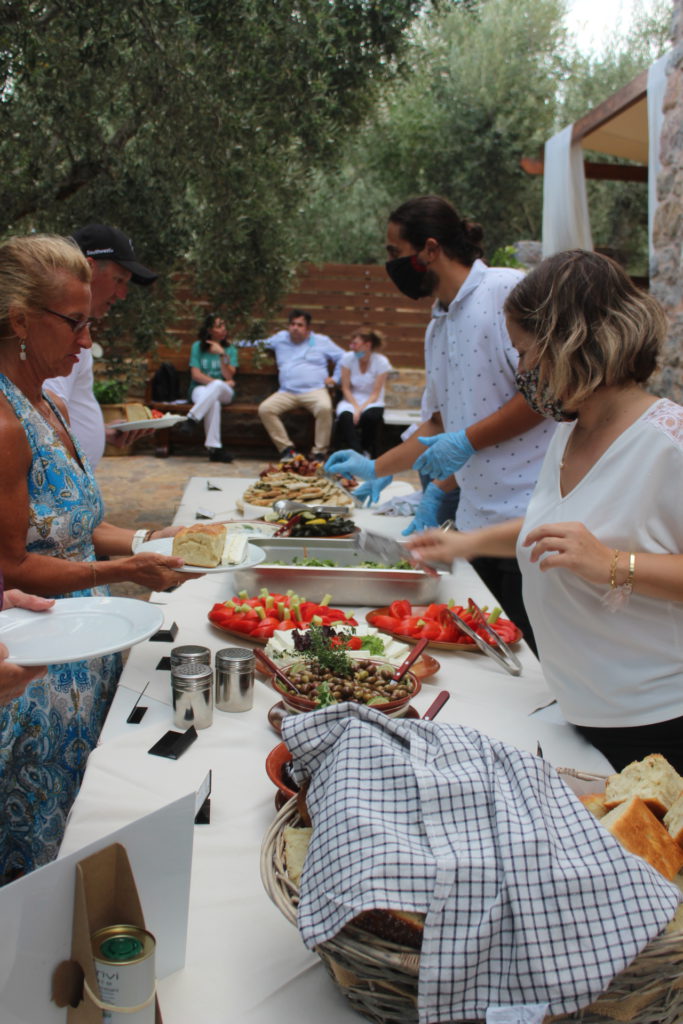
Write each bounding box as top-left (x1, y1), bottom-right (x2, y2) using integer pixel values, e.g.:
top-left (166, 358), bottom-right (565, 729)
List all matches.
top-left (650, 0), bottom-right (683, 400)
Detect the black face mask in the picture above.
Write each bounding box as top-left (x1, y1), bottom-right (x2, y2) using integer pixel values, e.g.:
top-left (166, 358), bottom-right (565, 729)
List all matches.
top-left (515, 367), bottom-right (578, 422)
top-left (385, 255), bottom-right (434, 300)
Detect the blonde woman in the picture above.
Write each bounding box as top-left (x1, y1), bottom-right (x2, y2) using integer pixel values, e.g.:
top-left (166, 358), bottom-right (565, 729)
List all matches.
top-left (0, 234), bottom-right (191, 882)
top-left (407, 249), bottom-right (683, 772)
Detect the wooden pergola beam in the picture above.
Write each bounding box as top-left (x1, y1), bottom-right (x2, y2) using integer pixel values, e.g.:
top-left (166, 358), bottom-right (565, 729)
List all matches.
top-left (520, 156), bottom-right (647, 182)
top-left (571, 69), bottom-right (648, 143)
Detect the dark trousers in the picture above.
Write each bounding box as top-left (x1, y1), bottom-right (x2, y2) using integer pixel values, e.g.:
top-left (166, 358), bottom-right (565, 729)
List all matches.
top-left (335, 407), bottom-right (384, 457)
top-left (470, 556), bottom-right (538, 657)
top-left (575, 717), bottom-right (683, 773)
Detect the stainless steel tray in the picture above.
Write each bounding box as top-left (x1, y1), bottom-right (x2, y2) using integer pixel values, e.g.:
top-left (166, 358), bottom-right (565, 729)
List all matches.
top-left (232, 540), bottom-right (445, 605)
top-left (250, 534), bottom-right (357, 548)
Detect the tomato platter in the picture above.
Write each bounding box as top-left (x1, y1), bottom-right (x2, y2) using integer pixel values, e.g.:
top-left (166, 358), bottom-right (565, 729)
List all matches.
top-left (208, 589), bottom-right (358, 644)
top-left (366, 600), bottom-right (522, 651)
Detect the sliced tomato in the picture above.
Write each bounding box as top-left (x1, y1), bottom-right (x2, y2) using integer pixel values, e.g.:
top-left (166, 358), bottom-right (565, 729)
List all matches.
top-left (367, 614), bottom-right (401, 633)
top-left (389, 599), bottom-right (412, 620)
top-left (425, 602), bottom-right (447, 619)
top-left (397, 616), bottom-right (424, 636)
top-left (415, 621), bottom-right (441, 640)
top-left (250, 624), bottom-right (277, 639)
top-left (274, 619), bottom-right (297, 631)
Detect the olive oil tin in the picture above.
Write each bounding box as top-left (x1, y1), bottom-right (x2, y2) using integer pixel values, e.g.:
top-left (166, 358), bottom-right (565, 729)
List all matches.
top-left (91, 924), bottom-right (156, 1023)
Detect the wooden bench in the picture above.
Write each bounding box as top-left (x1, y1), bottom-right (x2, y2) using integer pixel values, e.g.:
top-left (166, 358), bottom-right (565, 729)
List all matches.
top-left (144, 347), bottom-right (316, 457)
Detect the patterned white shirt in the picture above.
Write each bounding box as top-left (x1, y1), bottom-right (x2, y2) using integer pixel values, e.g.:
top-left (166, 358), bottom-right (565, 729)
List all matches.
top-left (423, 260), bottom-right (553, 530)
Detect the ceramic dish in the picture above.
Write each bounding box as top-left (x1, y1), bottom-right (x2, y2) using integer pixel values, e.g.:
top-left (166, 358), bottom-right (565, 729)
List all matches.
top-left (0, 596), bottom-right (163, 665)
top-left (114, 414), bottom-right (187, 431)
top-left (270, 657), bottom-right (421, 717)
top-left (365, 606), bottom-right (523, 651)
top-left (138, 537), bottom-right (267, 574)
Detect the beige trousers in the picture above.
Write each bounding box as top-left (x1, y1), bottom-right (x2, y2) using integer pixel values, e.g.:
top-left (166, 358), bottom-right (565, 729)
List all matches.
top-left (258, 388), bottom-right (333, 452)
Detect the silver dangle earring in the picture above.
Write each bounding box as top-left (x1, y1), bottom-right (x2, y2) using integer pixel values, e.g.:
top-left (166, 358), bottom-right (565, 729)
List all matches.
top-left (19, 338), bottom-right (27, 361)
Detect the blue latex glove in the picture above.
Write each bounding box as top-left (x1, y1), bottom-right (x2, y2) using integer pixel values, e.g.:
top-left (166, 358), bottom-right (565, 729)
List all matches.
top-left (324, 450), bottom-right (375, 481)
top-left (402, 481), bottom-right (444, 536)
top-left (413, 430), bottom-right (475, 478)
top-left (353, 475), bottom-right (393, 507)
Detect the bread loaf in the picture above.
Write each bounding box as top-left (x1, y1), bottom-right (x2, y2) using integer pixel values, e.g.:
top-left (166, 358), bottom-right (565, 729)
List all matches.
top-left (579, 793), bottom-right (607, 819)
top-left (172, 523), bottom-right (227, 568)
top-left (604, 753), bottom-right (683, 817)
top-left (664, 792), bottom-right (683, 849)
top-left (124, 403), bottom-right (151, 421)
top-left (600, 795), bottom-right (683, 880)
top-left (283, 825), bottom-right (313, 886)
top-left (351, 909), bottom-right (424, 950)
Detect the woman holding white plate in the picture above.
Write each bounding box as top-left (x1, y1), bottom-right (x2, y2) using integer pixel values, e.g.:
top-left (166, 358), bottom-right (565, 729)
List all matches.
top-left (0, 234), bottom-right (196, 884)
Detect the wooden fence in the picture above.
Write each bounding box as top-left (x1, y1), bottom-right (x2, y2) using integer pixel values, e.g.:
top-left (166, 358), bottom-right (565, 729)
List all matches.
top-left (159, 263), bottom-right (433, 371)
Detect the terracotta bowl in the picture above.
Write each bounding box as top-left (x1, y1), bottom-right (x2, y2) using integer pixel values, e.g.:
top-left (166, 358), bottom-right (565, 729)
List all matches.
top-left (270, 657), bottom-right (421, 717)
top-left (265, 741), bottom-right (298, 800)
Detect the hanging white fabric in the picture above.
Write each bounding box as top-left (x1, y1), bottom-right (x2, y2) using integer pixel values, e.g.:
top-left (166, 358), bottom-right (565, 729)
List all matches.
top-left (542, 124), bottom-right (593, 257)
top-left (647, 51), bottom-right (671, 264)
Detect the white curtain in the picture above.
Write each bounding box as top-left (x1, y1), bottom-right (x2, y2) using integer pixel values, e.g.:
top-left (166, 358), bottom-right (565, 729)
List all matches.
top-left (647, 51), bottom-right (670, 262)
top-left (541, 124), bottom-right (593, 257)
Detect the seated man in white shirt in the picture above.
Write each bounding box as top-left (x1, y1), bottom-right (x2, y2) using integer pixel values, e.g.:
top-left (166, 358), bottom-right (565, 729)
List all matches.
top-left (44, 224), bottom-right (157, 469)
top-left (258, 309), bottom-right (344, 459)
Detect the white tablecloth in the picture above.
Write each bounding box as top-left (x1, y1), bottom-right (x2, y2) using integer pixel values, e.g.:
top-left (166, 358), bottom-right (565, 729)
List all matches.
top-left (60, 477), bottom-right (613, 1024)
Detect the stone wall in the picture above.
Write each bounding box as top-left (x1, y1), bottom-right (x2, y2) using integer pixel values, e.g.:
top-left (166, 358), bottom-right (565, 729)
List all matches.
top-left (649, 0), bottom-right (683, 400)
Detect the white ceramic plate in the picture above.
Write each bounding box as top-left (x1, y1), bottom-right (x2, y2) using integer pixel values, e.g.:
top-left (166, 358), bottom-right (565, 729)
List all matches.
top-left (139, 537), bottom-right (267, 574)
top-left (114, 415), bottom-right (187, 431)
top-left (0, 596), bottom-right (164, 666)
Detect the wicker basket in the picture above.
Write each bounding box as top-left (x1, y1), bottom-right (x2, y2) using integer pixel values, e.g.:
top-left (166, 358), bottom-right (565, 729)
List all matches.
top-left (260, 798), bottom-right (683, 1024)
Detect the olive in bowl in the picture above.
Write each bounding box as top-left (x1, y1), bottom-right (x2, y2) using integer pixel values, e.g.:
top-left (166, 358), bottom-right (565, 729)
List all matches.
top-left (271, 657), bottom-right (420, 717)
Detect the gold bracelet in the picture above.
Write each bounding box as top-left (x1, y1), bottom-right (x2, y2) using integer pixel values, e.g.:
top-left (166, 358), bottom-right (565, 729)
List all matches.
top-left (624, 551), bottom-right (635, 593)
top-left (608, 548), bottom-right (620, 588)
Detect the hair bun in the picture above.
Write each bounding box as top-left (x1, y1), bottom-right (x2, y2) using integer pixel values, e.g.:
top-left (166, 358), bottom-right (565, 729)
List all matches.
top-left (462, 220), bottom-right (484, 245)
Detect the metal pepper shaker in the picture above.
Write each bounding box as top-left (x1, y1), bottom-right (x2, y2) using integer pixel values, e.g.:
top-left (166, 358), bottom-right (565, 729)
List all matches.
top-left (170, 644), bottom-right (211, 669)
top-left (215, 647), bottom-right (255, 712)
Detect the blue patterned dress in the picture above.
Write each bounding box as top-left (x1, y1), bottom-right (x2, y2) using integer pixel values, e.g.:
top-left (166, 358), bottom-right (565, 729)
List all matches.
top-left (0, 375), bottom-right (121, 883)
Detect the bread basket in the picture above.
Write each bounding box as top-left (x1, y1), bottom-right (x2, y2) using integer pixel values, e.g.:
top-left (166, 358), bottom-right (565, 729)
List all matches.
top-left (261, 797), bottom-right (683, 1024)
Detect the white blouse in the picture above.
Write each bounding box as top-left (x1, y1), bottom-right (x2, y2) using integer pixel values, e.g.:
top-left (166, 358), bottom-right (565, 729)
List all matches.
top-left (518, 398), bottom-right (683, 728)
top-left (336, 351), bottom-right (392, 417)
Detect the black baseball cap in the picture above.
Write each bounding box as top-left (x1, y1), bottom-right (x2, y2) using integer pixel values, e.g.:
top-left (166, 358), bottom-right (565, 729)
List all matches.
top-left (71, 224), bottom-right (158, 285)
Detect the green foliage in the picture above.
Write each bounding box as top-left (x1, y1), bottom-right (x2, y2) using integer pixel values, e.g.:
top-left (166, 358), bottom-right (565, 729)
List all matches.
top-left (92, 379), bottom-right (127, 405)
top-left (490, 245), bottom-right (524, 269)
top-left (298, 0), bottom-right (671, 273)
top-left (0, 0), bottom-right (432, 382)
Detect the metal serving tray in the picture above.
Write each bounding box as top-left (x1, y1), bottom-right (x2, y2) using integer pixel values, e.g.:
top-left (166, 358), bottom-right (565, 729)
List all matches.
top-left (232, 540), bottom-right (445, 605)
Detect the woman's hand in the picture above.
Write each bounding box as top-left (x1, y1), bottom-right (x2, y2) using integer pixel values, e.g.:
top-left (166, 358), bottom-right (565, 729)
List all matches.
top-left (122, 553), bottom-right (201, 589)
top-left (0, 588), bottom-right (52, 702)
top-left (0, 643), bottom-right (46, 704)
top-left (2, 589), bottom-right (56, 612)
top-left (404, 527), bottom-right (479, 563)
top-left (523, 521), bottom-right (611, 585)
top-left (207, 341), bottom-right (224, 355)
top-left (149, 525), bottom-right (184, 540)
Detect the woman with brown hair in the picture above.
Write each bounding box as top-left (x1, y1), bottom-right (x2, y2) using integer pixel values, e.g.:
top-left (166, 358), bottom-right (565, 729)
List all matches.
top-left (407, 249), bottom-right (683, 772)
top-left (334, 327), bottom-right (392, 457)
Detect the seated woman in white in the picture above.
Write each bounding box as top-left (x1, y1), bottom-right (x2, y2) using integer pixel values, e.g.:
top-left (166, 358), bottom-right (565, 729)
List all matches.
top-left (185, 314), bottom-right (237, 462)
top-left (334, 327), bottom-right (391, 457)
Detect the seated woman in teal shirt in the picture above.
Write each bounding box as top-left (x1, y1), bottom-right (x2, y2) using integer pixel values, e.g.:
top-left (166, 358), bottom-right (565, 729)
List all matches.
top-left (186, 313), bottom-right (238, 462)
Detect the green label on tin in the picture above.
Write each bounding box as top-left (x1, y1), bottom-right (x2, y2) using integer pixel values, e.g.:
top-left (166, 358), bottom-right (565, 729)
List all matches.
top-left (99, 935), bottom-right (144, 962)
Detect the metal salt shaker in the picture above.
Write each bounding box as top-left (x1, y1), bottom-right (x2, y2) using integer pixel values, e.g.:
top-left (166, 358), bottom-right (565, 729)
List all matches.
top-left (170, 644), bottom-right (211, 669)
top-left (171, 660), bottom-right (213, 730)
top-left (215, 647), bottom-right (255, 712)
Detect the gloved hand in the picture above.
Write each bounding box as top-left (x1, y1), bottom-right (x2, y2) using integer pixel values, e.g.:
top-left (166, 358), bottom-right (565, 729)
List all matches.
top-left (353, 475), bottom-right (393, 506)
top-left (402, 481), bottom-right (444, 536)
top-left (413, 430), bottom-right (475, 478)
top-left (324, 450), bottom-right (375, 481)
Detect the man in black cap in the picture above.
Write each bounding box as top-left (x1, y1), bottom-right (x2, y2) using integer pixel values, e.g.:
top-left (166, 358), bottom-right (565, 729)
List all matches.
top-left (44, 224), bottom-right (158, 467)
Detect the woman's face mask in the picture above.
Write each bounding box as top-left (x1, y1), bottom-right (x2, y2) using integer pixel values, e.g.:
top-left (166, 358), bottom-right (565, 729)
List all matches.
top-left (385, 254), bottom-right (434, 300)
top-left (515, 366), bottom-right (577, 422)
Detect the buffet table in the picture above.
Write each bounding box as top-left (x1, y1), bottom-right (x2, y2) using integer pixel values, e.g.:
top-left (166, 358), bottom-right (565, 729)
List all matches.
top-left (59, 477), bottom-right (613, 1024)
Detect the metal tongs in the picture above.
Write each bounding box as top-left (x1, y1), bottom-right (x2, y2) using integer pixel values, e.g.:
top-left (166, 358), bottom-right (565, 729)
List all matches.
top-left (447, 598), bottom-right (522, 677)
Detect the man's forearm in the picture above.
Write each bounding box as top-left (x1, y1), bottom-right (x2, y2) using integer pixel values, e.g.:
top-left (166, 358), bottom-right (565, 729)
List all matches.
top-left (466, 393), bottom-right (544, 450)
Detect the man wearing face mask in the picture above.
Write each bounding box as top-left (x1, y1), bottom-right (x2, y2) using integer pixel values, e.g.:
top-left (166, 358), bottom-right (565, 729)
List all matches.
top-left (326, 195), bottom-right (554, 653)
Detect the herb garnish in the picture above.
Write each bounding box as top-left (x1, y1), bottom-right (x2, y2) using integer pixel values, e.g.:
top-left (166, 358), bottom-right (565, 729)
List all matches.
top-left (296, 623), bottom-right (353, 677)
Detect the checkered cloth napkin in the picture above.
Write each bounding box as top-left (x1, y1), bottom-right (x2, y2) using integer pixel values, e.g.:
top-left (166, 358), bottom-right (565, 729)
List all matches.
top-left (281, 704), bottom-right (681, 1023)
